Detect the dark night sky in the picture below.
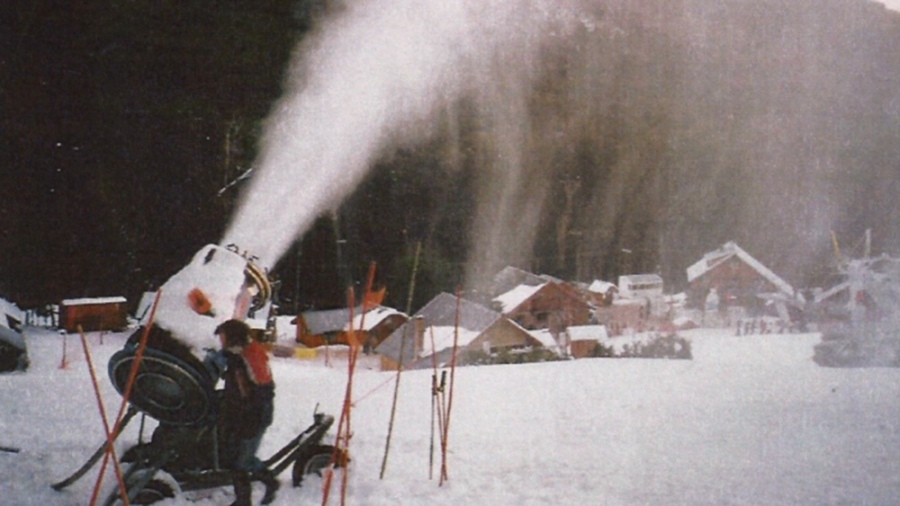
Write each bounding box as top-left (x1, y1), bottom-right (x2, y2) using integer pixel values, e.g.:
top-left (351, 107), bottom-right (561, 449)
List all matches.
top-left (1, 1), bottom-right (310, 306)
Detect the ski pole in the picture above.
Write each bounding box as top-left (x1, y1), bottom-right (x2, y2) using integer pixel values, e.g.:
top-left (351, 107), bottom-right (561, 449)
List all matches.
top-left (429, 373), bottom-right (436, 480)
top-left (437, 370), bottom-right (447, 485)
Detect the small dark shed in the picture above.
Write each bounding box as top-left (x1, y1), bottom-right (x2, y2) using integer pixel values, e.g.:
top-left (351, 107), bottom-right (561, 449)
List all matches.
top-left (59, 296), bottom-right (128, 333)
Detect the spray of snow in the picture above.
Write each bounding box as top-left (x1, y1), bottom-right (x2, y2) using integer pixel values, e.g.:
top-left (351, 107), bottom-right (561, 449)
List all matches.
top-left (222, 0), bottom-right (598, 274)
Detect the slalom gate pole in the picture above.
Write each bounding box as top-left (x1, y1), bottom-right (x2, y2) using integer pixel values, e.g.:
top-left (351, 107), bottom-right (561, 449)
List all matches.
top-left (79, 327), bottom-right (130, 506)
top-left (341, 265), bottom-right (373, 505)
top-left (379, 242), bottom-right (420, 480)
top-left (439, 288), bottom-right (463, 485)
top-left (59, 331), bottom-right (68, 369)
top-left (322, 330), bottom-right (344, 499)
top-left (378, 324), bottom-right (407, 481)
top-left (429, 373), bottom-right (436, 480)
top-left (323, 286), bottom-right (358, 506)
top-left (323, 263), bottom-right (376, 505)
top-left (91, 289), bottom-right (162, 501)
top-left (343, 263), bottom-right (376, 502)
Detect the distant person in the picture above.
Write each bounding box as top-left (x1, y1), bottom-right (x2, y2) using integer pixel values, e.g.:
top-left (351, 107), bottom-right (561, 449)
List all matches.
top-left (214, 319), bottom-right (279, 506)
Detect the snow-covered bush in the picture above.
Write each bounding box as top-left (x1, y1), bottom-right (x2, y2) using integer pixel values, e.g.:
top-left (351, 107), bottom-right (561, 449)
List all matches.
top-left (596, 333), bottom-right (692, 360)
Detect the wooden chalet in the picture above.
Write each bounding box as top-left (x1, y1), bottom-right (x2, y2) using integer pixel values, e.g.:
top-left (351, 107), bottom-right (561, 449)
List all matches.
top-left (566, 325), bottom-right (610, 358)
top-left (376, 293), bottom-right (542, 371)
top-left (293, 305), bottom-right (407, 351)
top-left (492, 281), bottom-right (591, 333)
top-left (59, 296), bottom-right (128, 333)
top-left (490, 266), bottom-right (550, 297)
top-left (686, 241), bottom-right (797, 313)
top-left (586, 280), bottom-right (618, 307)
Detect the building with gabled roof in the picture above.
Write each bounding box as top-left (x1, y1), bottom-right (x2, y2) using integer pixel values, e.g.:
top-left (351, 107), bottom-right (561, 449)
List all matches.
top-left (376, 293), bottom-right (541, 371)
top-left (586, 280), bottom-right (618, 307)
top-left (566, 325), bottom-right (610, 358)
top-left (492, 281), bottom-right (591, 334)
top-left (293, 305), bottom-right (407, 350)
top-left (686, 241), bottom-right (797, 312)
top-left (618, 274), bottom-right (664, 298)
top-left (490, 266), bottom-right (547, 297)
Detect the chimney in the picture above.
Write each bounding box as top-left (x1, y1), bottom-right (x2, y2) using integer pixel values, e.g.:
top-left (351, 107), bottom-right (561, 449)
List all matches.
top-left (413, 316), bottom-right (426, 356)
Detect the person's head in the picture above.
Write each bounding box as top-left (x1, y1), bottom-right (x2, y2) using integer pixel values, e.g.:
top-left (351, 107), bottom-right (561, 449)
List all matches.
top-left (215, 319), bottom-right (251, 348)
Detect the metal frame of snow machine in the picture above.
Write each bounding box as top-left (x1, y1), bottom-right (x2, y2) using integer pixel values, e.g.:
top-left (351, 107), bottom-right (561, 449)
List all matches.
top-left (52, 328), bottom-right (345, 505)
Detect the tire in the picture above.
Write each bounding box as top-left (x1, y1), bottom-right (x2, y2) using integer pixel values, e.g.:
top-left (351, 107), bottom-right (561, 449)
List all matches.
top-left (105, 473), bottom-right (179, 506)
top-left (131, 480), bottom-right (176, 505)
top-left (291, 445), bottom-right (345, 487)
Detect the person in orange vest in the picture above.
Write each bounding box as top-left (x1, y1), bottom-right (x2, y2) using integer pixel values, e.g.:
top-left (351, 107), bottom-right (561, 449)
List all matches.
top-left (214, 319), bottom-right (279, 506)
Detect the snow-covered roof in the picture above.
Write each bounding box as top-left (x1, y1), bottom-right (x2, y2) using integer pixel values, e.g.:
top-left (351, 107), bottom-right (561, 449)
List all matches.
top-left (419, 325), bottom-right (482, 356)
top-left (377, 293), bottom-right (502, 364)
top-left (528, 328), bottom-right (559, 349)
top-left (299, 307), bottom-right (354, 334)
top-left (61, 296), bottom-right (127, 306)
top-left (493, 283), bottom-right (546, 313)
top-left (619, 274), bottom-right (663, 286)
top-left (344, 306), bottom-right (404, 332)
top-left (686, 241), bottom-right (795, 297)
top-left (613, 298), bottom-right (647, 306)
top-left (491, 266), bottom-right (545, 296)
top-left (299, 305), bottom-right (404, 334)
top-left (567, 325), bottom-right (609, 342)
top-left (588, 280), bottom-right (617, 293)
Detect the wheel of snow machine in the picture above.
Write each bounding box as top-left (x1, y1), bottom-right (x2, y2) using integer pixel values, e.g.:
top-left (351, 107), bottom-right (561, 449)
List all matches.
top-left (292, 445), bottom-right (343, 487)
top-left (105, 472), bottom-right (179, 506)
top-left (130, 479), bottom-right (176, 505)
top-left (108, 346), bottom-right (216, 426)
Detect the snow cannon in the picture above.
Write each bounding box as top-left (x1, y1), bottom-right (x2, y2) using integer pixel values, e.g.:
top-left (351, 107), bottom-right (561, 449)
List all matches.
top-left (55, 244), bottom-right (344, 504)
top-left (108, 244), bottom-right (273, 426)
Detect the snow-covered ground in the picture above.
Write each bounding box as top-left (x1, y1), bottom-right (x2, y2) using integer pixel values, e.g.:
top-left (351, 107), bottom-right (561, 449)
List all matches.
top-left (2, 327), bottom-right (900, 505)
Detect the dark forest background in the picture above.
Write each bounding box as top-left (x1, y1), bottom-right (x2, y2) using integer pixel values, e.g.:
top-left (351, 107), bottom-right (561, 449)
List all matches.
top-left (1, 0), bottom-right (899, 313)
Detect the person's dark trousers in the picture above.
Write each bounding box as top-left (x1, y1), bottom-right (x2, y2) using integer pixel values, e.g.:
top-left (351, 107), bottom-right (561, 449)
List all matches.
top-left (254, 469), bottom-right (280, 505)
top-left (229, 472), bottom-right (251, 506)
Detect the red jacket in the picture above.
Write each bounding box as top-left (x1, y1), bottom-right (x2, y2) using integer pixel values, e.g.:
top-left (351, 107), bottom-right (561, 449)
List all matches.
top-left (221, 341), bottom-right (275, 439)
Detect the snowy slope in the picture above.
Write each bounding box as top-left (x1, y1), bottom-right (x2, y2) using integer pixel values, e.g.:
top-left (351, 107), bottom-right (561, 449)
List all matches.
top-left (2, 327), bottom-right (900, 505)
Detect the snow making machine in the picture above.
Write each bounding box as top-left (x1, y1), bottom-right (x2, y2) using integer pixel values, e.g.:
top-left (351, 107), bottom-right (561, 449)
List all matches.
top-left (52, 245), bottom-right (343, 505)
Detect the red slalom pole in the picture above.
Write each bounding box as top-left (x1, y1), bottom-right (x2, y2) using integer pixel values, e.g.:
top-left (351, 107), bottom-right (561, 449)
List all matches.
top-left (322, 289), bottom-right (354, 506)
top-left (79, 327), bottom-right (130, 506)
top-left (339, 263), bottom-right (375, 503)
top-left (323, 263), bottom-right (376, 505)
top-left (91, 289), bottom-right (162, 501)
